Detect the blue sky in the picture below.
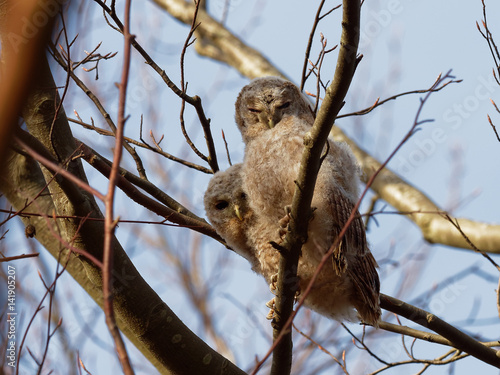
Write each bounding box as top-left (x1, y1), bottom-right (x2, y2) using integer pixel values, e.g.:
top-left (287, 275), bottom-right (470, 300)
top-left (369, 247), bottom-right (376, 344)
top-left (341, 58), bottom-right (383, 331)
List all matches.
top-left (4, 1), bottom-right (500, 374)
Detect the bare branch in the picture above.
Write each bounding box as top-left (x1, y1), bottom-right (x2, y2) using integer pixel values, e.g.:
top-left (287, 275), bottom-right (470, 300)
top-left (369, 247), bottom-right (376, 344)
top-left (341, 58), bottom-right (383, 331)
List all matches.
top-left (337, 77), bottom-right (461, 119)
top-left (258, 2), bottom-right (361, 374)
top-left (293, 324), bottom-right (349, 374)
top-left (477, 0), bottom-right (500, 85)
top-left (331, 126), bottom-right (500, 253)
top-left (92, 0), bottom-right (220, 172)
top-left (380, 294), bottom-right (500, 368)
top-left (69, 118), bottom-right (212, 173)
top-left (487, 114), bottom-right (500, 142)
top-left (0, 253), bottom-right (39, 262)
top-left (77, 141), bottom-right (222, 241)
top-left (300, 1), bottom-right (341, 91)
top-left (0, 0), bottom-right (60, 170)
top-left (101, 0), bottom-right (135, 372)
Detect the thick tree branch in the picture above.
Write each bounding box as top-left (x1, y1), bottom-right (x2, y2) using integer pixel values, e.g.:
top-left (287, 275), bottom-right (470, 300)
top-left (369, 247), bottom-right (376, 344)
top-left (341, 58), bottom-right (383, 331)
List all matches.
top-left (1, 49), bottom-right (245, 374)
top-left (330, 126), bottom-right (500, 253)
top-left (255, 2), bottom-right (360, 374)
top-left (77, 141), bottom-right (223, 241)
top-left (151, 2), bottom-right (500, 372)
top-left (153, 0), bottom-right (499, 255)
top-left (0, 0), bottom-right (59, 171)
top-left (380, 294), bottom-right (500, 368)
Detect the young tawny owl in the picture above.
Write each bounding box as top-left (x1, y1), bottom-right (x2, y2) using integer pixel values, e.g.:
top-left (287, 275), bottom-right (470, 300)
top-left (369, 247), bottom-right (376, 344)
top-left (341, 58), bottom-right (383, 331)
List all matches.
top-left (235, 76), bottom-right (314, 144)
top-left (236, 77), bottom-right (381, 326)
top-left (203, 164), bottom-right (260, 273)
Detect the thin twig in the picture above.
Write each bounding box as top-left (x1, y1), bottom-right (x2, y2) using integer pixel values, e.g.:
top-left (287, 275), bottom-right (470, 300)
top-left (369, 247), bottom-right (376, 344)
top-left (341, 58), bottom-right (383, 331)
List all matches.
top-left (70, 118), bottom-right (211, 173)
top-left (487, 114), bottom-right (500, 142)
top-left (16, 250), bottom-right (70, 375)
top-left (380, 294), bottom-right (500, 368)
top-left (92, 0), bottom-right (219, 172)
top-left (477, 0), bottom-right (500, 85)
top-left (221, 129), bottom-right (232, 166)
top-left (292, 324), bottom-right (349, 374)
top-left (341, 323), bottom-right (389, 365)
top-left (101, 0), bottom-right (135, 372)
top-left (337, 76), bottom-right (460, 119)
top-left (0, 253), bottom-right (39, 262)
top-left (300, 0), bottom-right (327, 90)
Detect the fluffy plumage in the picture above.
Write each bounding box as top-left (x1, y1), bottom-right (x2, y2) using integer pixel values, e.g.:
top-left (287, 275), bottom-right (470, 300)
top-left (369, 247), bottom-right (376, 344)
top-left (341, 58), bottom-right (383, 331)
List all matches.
top-left (235, 76), bottom-right (314, 144)
top-left (236, 77), bottom-right (381, 326)
top-left (204, 164), bottom-right (260, 272)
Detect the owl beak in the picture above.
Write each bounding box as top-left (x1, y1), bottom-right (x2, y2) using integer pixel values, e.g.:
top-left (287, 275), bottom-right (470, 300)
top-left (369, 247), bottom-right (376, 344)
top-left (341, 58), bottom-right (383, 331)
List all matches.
top-left (234, 205), bottom-right (243, 221)
top-left (267, 118), bottom-right (275, 129)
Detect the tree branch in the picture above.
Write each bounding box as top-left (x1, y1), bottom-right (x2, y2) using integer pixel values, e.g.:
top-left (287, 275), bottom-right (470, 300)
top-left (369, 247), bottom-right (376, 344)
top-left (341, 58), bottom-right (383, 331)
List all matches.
top-left (331, 126), bottom-right (500, 253)
top-left (92, 0), bottom-right (220, 172)
top-left (101, 0), bottom-right (135, 371)
top-left (264, 1), bottom-right (361, 374)
top-left (77, 141), bottom-right (223, 241)
top-left (154, 0), bottom-right (500, 254)
top-left (2, 48), bottom-right (245, 374)
top-left (380, 294), bottom-right (500, 368)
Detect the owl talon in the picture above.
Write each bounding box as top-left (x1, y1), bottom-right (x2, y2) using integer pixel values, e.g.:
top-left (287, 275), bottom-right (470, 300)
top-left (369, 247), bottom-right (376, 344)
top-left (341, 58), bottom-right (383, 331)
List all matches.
top-left (266, 297), bottom-right (276, 320)
top-left (278, 205), bottom-right (292, 238)
top-left (294, 285), bottom-right (301, 304)
top-left (269, 273), bottom-right (278, 294)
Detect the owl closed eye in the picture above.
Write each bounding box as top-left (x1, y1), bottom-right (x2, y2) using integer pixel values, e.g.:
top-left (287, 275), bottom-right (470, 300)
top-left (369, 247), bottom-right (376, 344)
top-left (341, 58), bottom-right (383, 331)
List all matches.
top-left (234, 76), bottom-right (314, 143)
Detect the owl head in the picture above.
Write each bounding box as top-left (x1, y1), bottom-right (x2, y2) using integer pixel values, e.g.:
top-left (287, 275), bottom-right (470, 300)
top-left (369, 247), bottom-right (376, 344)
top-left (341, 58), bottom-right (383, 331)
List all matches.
top-left (204, 164), bottom-right (256, 258)
top-left (235, 76), bottom-right (314, 144)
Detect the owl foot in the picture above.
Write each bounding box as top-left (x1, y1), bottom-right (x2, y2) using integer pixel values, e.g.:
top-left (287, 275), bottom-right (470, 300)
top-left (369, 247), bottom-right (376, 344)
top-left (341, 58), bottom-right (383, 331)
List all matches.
top-left (269, 273), bottom-right (278, 294)
top-left (278, 205), bottom-right (292, 238)
top-left (265, 298), bottom-right (276, 320)
top-left (265, 274), bottom-right (278, 320)
top-left (264, 274), bottom-right (302, 320)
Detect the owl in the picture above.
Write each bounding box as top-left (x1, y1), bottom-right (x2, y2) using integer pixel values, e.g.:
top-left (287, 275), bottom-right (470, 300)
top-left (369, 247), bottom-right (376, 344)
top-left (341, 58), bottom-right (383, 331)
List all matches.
top-left (235, 76), bottom-right (315, 144)
top-left (204, 163), bottom-right (260, 273)
top-left (235, 78), bottom-right (381, 326)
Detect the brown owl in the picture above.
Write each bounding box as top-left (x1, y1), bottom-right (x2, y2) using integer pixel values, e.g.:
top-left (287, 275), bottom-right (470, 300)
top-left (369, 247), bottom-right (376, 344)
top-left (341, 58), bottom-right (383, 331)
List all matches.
top-left (235, 76), bottom-right (314, 144)
top-left (204, 163), bottom-right (260, 273)
top-left (236, 78), bottom-right (381, 326)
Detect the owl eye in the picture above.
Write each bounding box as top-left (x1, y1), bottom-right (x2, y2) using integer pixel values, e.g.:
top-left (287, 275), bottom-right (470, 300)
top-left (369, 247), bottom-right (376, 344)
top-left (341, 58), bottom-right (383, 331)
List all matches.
top-left (240, 192), bottom-right (247, 200)
top-left (248, 108), bottom-right (261, 113)
top-left (215, 201), bottom-right (229, 210)
top-left (278, 102), bottom-right (291, 110)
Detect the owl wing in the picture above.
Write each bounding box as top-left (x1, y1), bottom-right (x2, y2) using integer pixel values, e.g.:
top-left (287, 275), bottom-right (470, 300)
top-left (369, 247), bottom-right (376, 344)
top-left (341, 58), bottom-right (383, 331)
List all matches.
top-left (327, 188), bottom-right (381, 325)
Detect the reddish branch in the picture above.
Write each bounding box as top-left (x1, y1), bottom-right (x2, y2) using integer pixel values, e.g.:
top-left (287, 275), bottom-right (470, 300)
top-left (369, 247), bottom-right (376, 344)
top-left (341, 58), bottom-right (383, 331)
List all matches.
top-left (101, 0), bottom-right (135, 372)
top-left (0, 253), bottom-right (39, 262)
